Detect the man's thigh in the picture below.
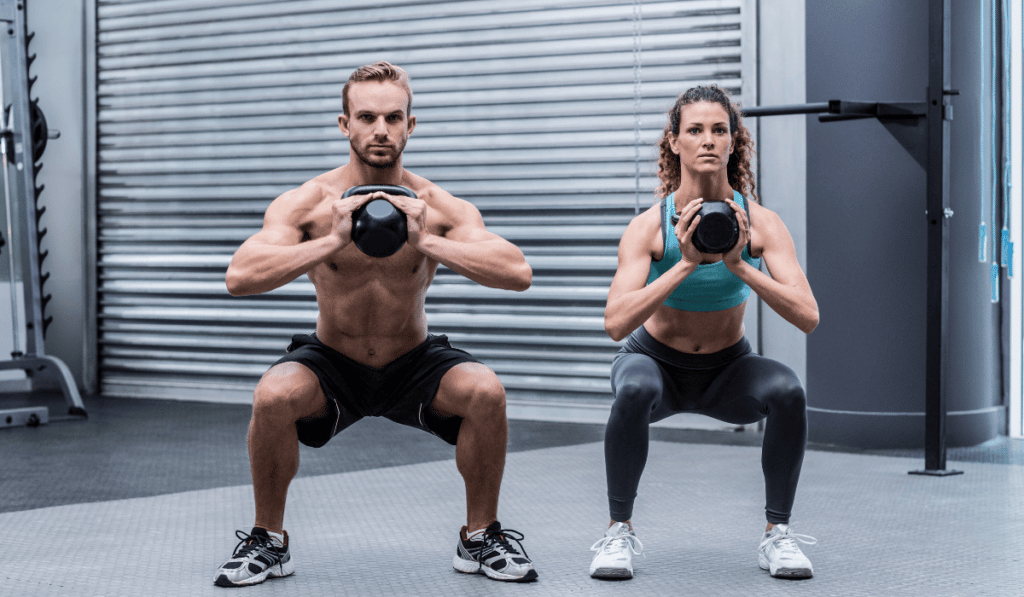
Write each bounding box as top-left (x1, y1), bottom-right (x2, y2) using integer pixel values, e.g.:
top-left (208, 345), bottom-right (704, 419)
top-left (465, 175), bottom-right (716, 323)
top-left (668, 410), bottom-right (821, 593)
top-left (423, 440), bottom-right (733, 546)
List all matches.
top-left (260, 360), bottom-right (359, 449)
top-left (257, 362), bottom-right (328, 416)
top-left (431, 362), bottom-right (504, 418)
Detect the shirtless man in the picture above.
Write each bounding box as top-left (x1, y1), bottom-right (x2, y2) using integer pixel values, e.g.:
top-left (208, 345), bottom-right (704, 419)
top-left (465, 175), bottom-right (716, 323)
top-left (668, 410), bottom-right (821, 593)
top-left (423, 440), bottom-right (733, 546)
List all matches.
top-left (213, 62), bottom-right (537, 587)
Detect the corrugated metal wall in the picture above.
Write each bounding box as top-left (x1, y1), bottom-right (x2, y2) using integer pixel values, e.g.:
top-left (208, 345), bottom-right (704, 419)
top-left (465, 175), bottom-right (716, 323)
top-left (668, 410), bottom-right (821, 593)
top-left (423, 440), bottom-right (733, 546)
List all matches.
top-left (95, 0), bottom-right (751, 405)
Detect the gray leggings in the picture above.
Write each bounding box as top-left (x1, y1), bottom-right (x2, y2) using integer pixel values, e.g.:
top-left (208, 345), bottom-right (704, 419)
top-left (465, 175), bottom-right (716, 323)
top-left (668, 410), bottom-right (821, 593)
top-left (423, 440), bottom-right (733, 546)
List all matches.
top-left (606, 326), bottom-right (807, 524)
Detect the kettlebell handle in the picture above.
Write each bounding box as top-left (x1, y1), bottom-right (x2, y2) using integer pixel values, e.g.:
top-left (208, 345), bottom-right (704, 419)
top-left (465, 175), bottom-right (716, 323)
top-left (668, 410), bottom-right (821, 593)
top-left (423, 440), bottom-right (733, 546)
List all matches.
top-left (342, 184), bottom-right (417, 199)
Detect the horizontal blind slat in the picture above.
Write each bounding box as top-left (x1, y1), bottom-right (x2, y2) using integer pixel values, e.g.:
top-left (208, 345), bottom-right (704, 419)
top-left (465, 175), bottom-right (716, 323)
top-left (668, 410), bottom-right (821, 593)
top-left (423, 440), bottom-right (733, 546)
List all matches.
top-left (97, 0), bottom-right (747, 405)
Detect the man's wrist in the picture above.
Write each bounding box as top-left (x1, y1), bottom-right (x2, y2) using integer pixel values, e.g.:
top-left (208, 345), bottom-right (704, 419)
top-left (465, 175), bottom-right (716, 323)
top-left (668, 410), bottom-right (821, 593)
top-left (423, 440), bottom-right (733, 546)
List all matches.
top-left (322, 234), bottom-right (347, 252)
top-left (411, 230), bottom-right (440, 257)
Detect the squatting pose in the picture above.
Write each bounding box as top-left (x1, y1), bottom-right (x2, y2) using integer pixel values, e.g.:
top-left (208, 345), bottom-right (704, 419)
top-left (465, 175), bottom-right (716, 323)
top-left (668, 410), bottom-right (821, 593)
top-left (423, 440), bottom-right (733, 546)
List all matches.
top-left (590, 85), bottom-right (820, 580)
top-left (215, 62), bottom-right (537, 587)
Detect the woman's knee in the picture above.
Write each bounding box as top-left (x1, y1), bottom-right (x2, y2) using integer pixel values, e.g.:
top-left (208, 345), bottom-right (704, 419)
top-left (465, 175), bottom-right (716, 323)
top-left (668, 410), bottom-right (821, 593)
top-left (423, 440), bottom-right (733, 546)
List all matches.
top-left (767, 372), bottom-right (806, 413)
top-left (253, 363), bottom-right (324, 420)
top-left (611, 376), bottom-right (662, 419)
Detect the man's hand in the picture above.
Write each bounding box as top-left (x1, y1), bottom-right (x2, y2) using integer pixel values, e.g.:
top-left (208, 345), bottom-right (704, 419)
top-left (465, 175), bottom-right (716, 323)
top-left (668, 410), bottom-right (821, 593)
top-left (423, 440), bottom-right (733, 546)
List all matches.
top-left (330, 192), bottom-right (374, 248)
top-left (384, 191), bottom-right (429, 248)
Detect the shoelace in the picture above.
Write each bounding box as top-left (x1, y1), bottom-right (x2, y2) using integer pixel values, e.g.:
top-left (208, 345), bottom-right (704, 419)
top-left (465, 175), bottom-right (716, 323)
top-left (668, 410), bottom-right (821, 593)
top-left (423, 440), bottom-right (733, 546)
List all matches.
top-left (481, 527), bottom-right (531, 561)
top-left (591, 531), bottom-right (644, 557)
top-left (232, 530), bottom-right (276, 559)
top-left (759, 526), bottom-right (817, 556)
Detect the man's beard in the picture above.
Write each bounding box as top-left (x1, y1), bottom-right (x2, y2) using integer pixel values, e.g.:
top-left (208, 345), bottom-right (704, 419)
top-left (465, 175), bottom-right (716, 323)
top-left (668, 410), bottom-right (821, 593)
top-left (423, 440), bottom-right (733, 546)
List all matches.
top-left (353, 137), bottom-right (406, 170)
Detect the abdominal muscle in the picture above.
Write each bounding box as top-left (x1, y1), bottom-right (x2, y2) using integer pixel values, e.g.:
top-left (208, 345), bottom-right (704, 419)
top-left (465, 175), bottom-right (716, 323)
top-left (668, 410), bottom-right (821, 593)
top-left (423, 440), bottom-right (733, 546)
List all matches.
top-left (642, 301), bottom-right (747, 354)
top-left (307, 244), bottom-right (436, 368)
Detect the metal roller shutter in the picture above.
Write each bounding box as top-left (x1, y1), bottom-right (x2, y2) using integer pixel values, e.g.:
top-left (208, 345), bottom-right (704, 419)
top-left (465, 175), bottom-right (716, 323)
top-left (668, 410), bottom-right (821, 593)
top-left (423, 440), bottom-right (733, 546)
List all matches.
top-left (96, 0), bottom-right (752, 406)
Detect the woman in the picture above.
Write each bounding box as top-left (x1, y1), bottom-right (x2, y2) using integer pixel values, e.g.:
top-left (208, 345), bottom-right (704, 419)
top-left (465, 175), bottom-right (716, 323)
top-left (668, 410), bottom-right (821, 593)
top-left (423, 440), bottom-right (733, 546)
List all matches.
top-left (589, 85), bottom-right (819, 580)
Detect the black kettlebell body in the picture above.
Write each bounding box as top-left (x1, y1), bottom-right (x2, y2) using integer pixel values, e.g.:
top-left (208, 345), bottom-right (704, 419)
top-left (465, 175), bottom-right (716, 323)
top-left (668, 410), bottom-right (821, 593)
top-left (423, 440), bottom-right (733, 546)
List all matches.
top-left (673, 201), bottom-right (739, 254)
top-left (343, 184), bottom-right (414, 258)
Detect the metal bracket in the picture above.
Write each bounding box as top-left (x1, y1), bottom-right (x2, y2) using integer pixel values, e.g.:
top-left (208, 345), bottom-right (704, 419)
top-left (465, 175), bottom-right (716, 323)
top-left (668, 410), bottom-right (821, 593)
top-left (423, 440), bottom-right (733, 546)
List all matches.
top-left (0, 355), bottom-right (85, 417)
top-left (743, 100), bottom-right (931, 168)
top-left (908, 468), bottom-right (964, 477)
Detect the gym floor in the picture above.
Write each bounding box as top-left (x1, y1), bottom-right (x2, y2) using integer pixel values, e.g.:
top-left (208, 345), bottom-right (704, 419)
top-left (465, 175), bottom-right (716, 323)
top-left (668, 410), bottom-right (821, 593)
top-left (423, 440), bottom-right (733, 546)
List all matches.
top-left (2, 392), bottom-right (1021, 596)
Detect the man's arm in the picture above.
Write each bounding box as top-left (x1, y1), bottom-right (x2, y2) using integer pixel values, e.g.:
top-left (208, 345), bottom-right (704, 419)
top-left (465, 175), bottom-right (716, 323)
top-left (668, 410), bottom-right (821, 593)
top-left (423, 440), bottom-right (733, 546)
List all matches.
top-left (388, 190), bottom-right (532, 291)
top-left (225, 187), bottom-right (347, 296)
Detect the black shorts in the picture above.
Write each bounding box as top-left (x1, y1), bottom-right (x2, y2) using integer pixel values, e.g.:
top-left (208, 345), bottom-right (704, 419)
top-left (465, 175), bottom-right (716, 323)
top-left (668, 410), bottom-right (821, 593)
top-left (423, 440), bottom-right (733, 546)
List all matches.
top-left (274, 333), bottom-right (480, 448)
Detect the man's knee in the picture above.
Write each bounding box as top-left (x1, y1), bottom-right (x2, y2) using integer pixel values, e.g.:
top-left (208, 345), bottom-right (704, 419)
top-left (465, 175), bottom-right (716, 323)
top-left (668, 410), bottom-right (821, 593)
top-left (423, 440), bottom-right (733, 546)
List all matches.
top-left (440, 363), bottom-right (506, 418)
top-left (467, 370), bottom-right (506, 415)
top-left (253, 363), bottom-right (324, 421)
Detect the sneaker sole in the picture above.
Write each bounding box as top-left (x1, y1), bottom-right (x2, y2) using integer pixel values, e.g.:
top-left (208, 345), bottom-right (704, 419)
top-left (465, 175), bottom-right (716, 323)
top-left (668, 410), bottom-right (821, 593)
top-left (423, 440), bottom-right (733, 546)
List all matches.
top-left (452, 554), bottom-right (480, 575)
top-left (759, 558), bottom-right (812, 579)
top-left (591, 566), bottom-right (633, 579)
top-left (453, 555), bottom-right (538, 582)
top-left (214, 559), bottom-right (295, 587)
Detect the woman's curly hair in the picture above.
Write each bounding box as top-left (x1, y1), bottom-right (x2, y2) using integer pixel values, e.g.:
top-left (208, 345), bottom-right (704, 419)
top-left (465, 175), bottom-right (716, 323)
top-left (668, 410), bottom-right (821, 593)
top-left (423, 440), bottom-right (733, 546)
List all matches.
top-left (655, 85), bottom-right (758, 203)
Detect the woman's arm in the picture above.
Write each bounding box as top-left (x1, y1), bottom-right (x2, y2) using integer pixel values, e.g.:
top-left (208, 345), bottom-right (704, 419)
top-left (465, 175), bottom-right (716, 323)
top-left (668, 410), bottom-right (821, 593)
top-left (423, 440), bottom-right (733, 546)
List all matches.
top-left (604, 201), bottom-right (704, 341)
top-left (723, 200), bottom-right (819, 333)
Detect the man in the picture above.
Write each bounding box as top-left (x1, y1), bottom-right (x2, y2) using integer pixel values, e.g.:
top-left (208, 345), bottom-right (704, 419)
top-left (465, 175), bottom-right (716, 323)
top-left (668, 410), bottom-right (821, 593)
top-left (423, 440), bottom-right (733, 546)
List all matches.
top-left (214, 61), bottom-right (537, 587)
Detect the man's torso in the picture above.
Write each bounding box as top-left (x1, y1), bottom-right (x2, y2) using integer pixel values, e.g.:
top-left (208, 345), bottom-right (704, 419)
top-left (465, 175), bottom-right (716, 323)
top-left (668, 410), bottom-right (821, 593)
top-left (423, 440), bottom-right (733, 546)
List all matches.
top-left (289, 166), bottom-right (453, 366)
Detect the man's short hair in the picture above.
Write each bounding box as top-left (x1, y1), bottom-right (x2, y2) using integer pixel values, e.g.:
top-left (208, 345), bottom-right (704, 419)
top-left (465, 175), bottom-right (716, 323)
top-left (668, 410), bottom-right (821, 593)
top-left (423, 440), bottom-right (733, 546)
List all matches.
top-left (342, 61), bottom-right (413, 116)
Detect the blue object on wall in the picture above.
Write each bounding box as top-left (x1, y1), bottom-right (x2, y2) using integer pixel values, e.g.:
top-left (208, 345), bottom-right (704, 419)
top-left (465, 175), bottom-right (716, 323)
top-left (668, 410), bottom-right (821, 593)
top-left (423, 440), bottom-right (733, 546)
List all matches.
top-left (991, 262), bottom-right (1000, 302)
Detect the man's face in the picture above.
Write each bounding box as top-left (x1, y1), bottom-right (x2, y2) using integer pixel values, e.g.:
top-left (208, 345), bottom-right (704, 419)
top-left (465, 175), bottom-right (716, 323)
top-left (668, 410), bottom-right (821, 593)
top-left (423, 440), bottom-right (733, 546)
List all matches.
top-left (339, 81), bottom-right (415, 169)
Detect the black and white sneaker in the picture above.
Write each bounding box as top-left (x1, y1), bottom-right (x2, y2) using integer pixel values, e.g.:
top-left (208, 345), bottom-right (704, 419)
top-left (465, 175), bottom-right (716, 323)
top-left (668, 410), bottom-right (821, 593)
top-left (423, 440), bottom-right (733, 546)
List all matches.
top-left (213, 527), bottom-right (295, 587)
top-left (453, 521), bottom-right (538, 582)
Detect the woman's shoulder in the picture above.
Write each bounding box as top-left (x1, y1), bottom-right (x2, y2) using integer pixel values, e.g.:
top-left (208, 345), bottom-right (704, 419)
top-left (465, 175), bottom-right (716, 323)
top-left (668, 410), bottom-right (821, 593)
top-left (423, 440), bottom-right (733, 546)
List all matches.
top-left (618, 200), bottom-right (666, 258)
top-left (746, 198), bottom-right (793, 259)
top-left (630, 199), bottom-right (664, 233)
top-left (747, 199), bottom-right (784, 229)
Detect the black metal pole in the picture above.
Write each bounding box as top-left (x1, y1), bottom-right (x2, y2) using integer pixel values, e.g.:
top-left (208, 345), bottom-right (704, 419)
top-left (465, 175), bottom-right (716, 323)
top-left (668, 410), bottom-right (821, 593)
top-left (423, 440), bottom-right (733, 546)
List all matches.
top-left (741, 102), bottom-right (832, 117)
top-left (741, 2), bottom-right (960, 476)
top-left (911, 0), bottom-right (961, 476)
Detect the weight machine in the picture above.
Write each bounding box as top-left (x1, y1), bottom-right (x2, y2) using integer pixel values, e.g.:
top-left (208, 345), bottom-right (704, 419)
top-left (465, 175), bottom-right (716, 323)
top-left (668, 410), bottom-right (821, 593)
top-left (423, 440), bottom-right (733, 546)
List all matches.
top-left (0, 0), bottom-right (85, 428)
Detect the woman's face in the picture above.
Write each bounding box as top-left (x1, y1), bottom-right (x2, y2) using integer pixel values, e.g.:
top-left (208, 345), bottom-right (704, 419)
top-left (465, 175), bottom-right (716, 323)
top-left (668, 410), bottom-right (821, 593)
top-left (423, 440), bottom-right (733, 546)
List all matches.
top-left (669, 101), bottom-right (734, 176)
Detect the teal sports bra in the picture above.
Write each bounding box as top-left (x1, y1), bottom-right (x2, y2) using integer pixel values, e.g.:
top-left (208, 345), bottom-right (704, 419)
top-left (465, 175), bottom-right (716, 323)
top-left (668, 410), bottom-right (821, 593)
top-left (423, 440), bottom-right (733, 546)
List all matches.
top-left (647, 190), bottom-right (762, 312)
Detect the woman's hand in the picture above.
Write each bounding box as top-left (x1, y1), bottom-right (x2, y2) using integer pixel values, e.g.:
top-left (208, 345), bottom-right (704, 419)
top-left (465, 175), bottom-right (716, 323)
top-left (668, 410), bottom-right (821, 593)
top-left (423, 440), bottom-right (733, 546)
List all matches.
top-left (722, 197), bottom-right (750, 268)
top-left (674, 197), bottom-right (705, 267)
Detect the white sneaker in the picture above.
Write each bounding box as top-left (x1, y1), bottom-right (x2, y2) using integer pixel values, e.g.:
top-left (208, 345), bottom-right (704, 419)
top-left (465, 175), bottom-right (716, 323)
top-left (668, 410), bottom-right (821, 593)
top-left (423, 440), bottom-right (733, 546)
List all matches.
top-left (758, 524), bottom-right (817, 579)
top-left (589, 522), bottom-right (644, 579)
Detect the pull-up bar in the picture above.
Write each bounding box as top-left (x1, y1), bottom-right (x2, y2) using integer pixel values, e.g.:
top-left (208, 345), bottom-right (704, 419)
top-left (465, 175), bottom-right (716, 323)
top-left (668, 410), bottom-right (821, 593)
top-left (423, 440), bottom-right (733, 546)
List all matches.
top-left (739, 0), bottom-right (959, 477)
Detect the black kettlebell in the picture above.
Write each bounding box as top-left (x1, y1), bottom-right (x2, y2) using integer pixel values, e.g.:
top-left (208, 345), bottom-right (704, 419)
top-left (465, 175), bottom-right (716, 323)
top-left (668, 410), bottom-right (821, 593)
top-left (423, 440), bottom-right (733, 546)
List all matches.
top-left (343, 184), bottom-right (414, 258)
top-left (672, 201), bottom-right (739, 254)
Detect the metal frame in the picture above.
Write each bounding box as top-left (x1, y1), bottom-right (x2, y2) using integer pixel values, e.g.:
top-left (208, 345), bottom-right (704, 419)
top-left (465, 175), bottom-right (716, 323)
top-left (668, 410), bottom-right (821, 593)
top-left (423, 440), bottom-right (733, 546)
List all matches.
top-left (741, 0), bottom-right (959, 475)
top-left (83, 0), bottom-right (98, 395)
top-left (0, 0), bottom-right (85, 418)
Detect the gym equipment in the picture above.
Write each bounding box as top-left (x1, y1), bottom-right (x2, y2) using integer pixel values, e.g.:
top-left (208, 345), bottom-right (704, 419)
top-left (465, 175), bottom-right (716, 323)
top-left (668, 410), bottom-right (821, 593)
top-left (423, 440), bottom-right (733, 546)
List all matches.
top-left (741, 0), bottom-right (958, 476)
top-left (342, 185), bottom-right (413, 258)
top-left (672, 201), bottom-right (739, 254)
top-left (0, 0), bottom-right (85, 426)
